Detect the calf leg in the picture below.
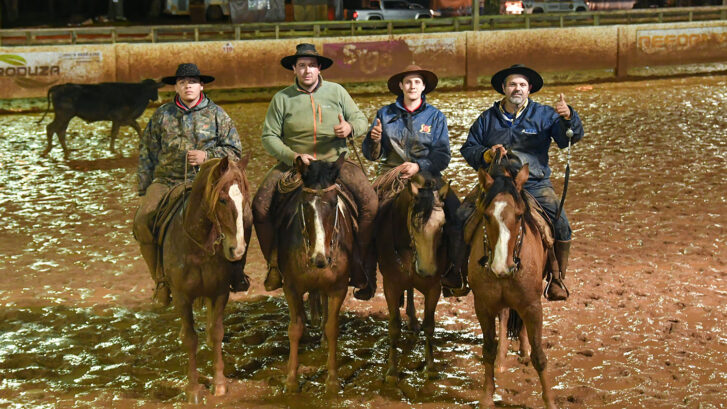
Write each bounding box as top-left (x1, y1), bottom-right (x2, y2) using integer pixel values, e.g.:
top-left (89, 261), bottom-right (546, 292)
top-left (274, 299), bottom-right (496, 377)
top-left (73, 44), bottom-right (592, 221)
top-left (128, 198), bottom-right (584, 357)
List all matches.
top-left (422, 283), bottom-right (441, 379)
top-left (109, 121), bottom-right (120, 153)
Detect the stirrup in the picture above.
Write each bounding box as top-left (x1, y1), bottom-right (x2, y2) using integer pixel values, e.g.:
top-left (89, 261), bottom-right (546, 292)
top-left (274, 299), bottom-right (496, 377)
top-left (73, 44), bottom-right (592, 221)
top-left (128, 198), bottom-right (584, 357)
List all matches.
top-left (153, 281), bottom-right (171, 307)
top-left (543, 275), bottom-right (569, 301)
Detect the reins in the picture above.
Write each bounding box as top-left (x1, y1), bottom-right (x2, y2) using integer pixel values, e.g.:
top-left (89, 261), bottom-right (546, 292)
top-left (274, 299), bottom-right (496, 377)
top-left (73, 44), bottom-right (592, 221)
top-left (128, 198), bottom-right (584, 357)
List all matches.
top-left (554, 127), bottom-right (574, 221)
top-left (298, 183), bottom-right (344, 267)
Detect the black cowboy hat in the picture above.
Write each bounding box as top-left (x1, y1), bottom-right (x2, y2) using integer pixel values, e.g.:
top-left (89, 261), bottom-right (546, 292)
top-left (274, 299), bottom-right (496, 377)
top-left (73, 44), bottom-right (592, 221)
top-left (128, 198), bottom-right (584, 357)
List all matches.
top-left (387, 64), bottom-right (438, 96)
top-left (491, 64), bottom-right (543, 95)
top-left (280, 43), bottom-right (333, 71)
top-left (161, 63), bottom-right (215, 85)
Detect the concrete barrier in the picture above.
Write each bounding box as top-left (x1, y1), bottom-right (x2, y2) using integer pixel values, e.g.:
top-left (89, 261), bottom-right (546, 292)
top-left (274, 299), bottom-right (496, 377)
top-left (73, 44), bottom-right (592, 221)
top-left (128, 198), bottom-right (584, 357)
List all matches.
top-left (1, 21), bottom-right (726, 100)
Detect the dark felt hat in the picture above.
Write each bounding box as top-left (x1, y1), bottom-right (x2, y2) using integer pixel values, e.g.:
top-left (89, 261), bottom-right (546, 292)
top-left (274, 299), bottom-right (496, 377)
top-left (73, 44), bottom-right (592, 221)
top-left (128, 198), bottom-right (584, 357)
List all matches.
top-left (280, 43), bottom-right (333, 71)
top-left (491, 64), bottom-right (543, 94)
top-left (161, 63), bottom-right (215, 85)
top-left (387, 64), bottom-right (438, 96)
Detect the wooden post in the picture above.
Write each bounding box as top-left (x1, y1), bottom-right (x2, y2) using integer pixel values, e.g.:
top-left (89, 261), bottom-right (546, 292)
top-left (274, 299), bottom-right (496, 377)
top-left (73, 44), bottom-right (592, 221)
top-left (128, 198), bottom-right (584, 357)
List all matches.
top-left (473, 0), bottom-right (479, 31)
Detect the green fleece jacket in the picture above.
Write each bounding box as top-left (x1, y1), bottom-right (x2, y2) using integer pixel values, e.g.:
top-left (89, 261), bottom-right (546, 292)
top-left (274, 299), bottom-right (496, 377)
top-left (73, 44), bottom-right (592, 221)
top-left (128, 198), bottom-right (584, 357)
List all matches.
top-left (261, 77), bottom-right (368, 165)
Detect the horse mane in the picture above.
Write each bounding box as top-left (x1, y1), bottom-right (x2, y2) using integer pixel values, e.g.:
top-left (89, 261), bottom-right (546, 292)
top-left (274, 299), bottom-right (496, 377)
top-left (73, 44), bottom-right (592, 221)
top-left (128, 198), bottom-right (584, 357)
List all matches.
top-left (300, 160), bottom-right (340, 189)
top-left (409, 172), bottom-right (438, 224)
top-left (197, 157), bottom-right (246, 220)
top-left (480, 170), bottom-right (537, 232)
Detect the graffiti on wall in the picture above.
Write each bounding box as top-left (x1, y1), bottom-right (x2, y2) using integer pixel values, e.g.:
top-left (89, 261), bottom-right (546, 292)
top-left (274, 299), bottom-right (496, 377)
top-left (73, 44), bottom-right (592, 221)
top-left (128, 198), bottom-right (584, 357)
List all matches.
top-left (637, 26), bottom-right (727, 55)
top-left (0, 51), bottom-right (103, 89)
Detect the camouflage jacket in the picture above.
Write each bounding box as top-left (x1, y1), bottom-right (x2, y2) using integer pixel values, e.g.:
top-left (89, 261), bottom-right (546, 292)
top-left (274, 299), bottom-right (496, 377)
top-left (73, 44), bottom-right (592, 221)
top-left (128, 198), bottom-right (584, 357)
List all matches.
top-left (137, 95), bottom-right (242, 195)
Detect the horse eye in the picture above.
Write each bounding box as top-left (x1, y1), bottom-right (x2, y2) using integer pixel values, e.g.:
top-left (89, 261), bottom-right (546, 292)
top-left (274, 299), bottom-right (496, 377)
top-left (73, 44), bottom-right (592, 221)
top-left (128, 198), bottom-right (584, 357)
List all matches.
top-left (219, 198), bottom-right (227, 205)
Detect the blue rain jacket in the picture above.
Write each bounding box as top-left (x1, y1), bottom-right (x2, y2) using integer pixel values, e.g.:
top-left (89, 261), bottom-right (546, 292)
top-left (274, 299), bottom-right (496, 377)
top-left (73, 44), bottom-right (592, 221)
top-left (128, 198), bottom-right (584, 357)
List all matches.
top-left (362, 96), bottom-right (451, 177)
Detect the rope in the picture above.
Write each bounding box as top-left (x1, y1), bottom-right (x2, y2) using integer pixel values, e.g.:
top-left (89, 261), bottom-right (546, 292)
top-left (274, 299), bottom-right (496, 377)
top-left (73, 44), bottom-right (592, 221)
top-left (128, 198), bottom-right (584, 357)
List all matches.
top-left (372, 164), bottom-right (409, 201)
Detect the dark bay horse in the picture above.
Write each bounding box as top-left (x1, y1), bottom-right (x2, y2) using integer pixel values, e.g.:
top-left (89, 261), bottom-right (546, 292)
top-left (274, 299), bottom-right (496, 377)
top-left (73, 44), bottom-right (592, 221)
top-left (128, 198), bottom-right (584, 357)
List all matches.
top-left (161, 155), bottom-right (252, 403)
top-left (468, 161), bottom-right (556, 408)
top-left (376, 173), bottom-right (450, 383)
top-left (275, 153), bottom-right (355, 394)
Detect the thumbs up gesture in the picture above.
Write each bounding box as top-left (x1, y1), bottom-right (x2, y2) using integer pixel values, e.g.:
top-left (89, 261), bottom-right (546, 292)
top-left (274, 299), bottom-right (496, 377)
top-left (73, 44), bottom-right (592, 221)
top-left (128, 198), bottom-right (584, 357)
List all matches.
top-left (334, 113), bottom-right (352, 139)
top-left (370, 118), bottom-right (383, 142)
top-left (555, 93), bottom-right (571, 120)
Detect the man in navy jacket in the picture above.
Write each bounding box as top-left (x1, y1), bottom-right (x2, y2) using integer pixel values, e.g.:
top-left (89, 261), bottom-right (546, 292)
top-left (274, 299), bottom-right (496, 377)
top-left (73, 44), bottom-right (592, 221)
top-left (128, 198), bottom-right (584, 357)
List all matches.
top-left (363, 65), bottom-right (467, 296)
top-left (460, 64), bottom-right (584, 300)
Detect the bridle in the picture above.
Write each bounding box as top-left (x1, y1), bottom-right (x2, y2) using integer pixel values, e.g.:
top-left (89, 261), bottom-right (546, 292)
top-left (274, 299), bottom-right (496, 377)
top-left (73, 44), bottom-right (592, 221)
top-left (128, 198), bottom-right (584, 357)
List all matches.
top-left (477, 191), bottom-right (525, 275)
top-left (180, 159), bottom-right (230, 256)
top-left (298, 183), bottom-right (342, 267)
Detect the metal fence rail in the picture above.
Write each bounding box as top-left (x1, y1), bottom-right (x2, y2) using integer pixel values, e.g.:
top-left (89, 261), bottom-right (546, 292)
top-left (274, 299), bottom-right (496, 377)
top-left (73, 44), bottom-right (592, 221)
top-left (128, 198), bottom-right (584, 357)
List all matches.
top-left (1, 6), bottom-right (726, 46)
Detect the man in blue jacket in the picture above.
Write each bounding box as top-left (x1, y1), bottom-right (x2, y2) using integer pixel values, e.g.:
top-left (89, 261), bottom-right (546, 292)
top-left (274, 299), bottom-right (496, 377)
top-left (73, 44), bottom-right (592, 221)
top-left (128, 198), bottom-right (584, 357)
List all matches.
top-left (460, 64), bottom-right (584, 300)
top-left (363, 64), bottom-right (467, 296)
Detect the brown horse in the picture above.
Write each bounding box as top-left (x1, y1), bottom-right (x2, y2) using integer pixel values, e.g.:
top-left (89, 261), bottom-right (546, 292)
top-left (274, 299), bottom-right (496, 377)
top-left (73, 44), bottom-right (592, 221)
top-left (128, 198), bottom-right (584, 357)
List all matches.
top-left (376, 173), bottom-right (450, 383)
top-left (468, 160), bottom-right (556, 408)
top-left (275, 153), bottom-right (355, 394)
top-left (161, 155), bottom-right (252, 403)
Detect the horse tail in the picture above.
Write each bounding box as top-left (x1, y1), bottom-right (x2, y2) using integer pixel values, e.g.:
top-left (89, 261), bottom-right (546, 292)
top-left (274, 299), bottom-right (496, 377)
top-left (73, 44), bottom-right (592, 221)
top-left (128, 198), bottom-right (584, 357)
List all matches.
top-left (37, 85), bottom-right (55, 124)
top-left (507, 309), bottom-right (523, 340)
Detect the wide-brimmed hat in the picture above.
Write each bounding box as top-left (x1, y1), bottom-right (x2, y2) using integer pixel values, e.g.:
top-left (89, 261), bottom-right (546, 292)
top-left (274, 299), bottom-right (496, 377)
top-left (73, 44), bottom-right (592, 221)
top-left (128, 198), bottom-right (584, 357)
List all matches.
top-left (161, 63), bottom-right (215, 85)
top-left (280, 43), bottom-right (333, 71)
top-left (387, 64), bottom-right (438, 96)
top-left (491, 64), bottom-right (543, 95)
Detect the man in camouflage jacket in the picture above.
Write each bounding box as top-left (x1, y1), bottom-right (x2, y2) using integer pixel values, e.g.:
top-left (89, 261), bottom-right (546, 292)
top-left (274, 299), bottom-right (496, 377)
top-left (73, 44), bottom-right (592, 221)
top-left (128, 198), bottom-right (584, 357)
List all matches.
top-left (133, 63), bottom-right (242, 306)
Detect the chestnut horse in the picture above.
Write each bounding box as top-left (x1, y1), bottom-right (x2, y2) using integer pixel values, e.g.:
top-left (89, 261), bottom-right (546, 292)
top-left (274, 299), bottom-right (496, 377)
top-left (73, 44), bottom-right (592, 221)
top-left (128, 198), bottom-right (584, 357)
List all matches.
top-left (375, 173), bottom-right (450, 382)
top-left (161, 155), bottom-right (252, 403)
top-left (468, 160), bottom-right (556, 408)
top-left (275, 153), bottom-right (355, 394)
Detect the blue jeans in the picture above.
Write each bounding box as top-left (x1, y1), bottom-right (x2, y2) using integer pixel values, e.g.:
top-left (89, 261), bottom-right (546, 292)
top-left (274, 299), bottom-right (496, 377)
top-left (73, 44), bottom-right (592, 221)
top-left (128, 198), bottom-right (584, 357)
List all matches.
top-left (524, 178), bottom-right (572, 241)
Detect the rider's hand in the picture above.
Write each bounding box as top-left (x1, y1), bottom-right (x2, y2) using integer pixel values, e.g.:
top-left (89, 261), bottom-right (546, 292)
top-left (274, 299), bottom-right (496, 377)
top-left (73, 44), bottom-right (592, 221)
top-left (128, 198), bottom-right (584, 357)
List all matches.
top-left (555, 93), bottom-right (571, 120)
top-left (295, 153), bottom-right (315, 166)
top-left (187, 150), bottom-right (207, 166)
top-left (399, 162), bottom-right (420, 178)
top-left (369, 118), bottom-right (383, 142)
top-left (483, 144), bottom-right (507, 163)
top-left (334, 113), bottom-right (352, 139)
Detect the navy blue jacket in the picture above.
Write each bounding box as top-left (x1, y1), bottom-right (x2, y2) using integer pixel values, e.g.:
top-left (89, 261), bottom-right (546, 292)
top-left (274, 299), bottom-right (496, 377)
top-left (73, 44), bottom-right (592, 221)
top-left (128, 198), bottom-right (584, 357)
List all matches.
top-left (362, 96), bottom-right (450, 177)
top-left (460, 99), bottom-right (583, 180)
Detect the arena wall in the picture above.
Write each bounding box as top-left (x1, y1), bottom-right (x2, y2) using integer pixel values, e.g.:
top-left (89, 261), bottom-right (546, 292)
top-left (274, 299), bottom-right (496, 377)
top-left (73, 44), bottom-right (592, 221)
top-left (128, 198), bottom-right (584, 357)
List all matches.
top-left (1, 20), bottom-right (726, 99)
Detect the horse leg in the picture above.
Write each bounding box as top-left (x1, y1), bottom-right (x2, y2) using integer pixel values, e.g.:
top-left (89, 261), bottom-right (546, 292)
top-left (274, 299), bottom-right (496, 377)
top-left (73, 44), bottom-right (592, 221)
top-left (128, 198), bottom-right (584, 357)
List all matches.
top-left (405, 288), bottom-right (420, 333)
top-left (308, 290), bottom-right (322, 330)
top-left (383, 280), bottom-right (403, 384)
top-left (517, 322), bottom-right (531, 366)
top-left (521, 305), bottom-right (556, 409)
top-left (474, 299), bottom-right (497, 408)
top-left (320, 295), bottom-right (329, 347)
top-left (207, 293), bottom-right (230, 396)
top-left (422, 283), bottom-right (441, 379)
top-left (496, 309), bottom-right (509, 374)
top-left (109, 121), bottom-right (120, 154)
top-left (176, 296), bottom-right (204, 404)
top-left (323, 288), bottom-right (346, 394)
top-left (283, 286), bottom-right (305, 393)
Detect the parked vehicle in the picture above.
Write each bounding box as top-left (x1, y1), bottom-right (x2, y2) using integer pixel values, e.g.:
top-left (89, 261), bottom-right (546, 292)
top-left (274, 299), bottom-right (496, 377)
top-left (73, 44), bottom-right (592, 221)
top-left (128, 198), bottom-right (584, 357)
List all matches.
top-left (349, 0), bottom-right (433, 20)
top-left (502, 0), bottom-right (589, 14)
top-left (586, 0), bottom-right (635, 10)
top-left (164, 0), bottom-right (230, 20)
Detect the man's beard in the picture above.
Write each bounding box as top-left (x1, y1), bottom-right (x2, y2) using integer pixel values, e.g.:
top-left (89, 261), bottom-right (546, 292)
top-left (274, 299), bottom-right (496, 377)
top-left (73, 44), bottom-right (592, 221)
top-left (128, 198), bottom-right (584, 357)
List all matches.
top-left (508, 94), bottom-right (524, 106)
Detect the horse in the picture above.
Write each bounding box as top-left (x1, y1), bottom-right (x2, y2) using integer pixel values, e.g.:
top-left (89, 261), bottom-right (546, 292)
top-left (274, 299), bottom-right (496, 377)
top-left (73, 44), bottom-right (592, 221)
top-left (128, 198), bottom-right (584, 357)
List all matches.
top-left (375, 173), bottom-right (450, 383)
top-left (275, 153), bottom-right (355, 394)
top-left (160, 155), bottom-right (252, 403)
top-left (468, 159), bottom-right (556, 408)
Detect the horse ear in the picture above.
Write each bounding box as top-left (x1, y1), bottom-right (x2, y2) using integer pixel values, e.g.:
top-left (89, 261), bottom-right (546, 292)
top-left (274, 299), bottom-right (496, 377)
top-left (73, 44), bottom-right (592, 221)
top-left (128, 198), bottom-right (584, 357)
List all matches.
top-left (239, 153), bottom-right (251, 170)
top-left (515, 163), bottom-right (529, 191)
top-left (408, 179), bottom-right (419, 196)
top-left (334, 152), bottom-right (347, 170)
top-left (478, 168), bottom-right (494, 190)
top-left (218, 155), bottom-right (229, 171)
top-left (438, 180), bottom-right (450, 199)
top-left (295, 155), bottom-right (308, 174)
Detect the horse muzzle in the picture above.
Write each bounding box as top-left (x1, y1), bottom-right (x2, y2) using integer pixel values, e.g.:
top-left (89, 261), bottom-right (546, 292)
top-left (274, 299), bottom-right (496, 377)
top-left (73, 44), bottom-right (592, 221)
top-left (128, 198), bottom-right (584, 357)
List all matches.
top-left (310, 252), bottom-right (330, 269)
top-left (489, 262), bottom-right (519, 278)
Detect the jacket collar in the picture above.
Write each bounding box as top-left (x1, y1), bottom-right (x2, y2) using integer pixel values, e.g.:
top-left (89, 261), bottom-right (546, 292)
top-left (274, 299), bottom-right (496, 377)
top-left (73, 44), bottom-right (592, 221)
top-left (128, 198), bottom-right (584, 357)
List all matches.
top-left (394, 94), bottom-right (427, 114)
top-left (175, 92), bottom-right (208, 112)
top-left (295, 75), bottom-right (324, 94)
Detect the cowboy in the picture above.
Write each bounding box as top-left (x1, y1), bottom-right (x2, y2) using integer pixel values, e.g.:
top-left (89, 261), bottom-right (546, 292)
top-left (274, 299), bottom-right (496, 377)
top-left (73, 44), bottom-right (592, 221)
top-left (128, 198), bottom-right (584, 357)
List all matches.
top-left (134, 63), bottom-right (243, 306)
top-left (362, 64), bottom-right (467, 296)
top-left (253, 43), bottom-right (379, 300)
top-left (460, 64), bottom-right (584, 301)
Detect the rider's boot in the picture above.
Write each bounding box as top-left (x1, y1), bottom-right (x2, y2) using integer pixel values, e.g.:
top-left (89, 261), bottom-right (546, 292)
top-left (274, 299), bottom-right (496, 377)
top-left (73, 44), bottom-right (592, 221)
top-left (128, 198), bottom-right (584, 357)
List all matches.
top-left (264, 246), bottom-right (283, 291)
top-left (441, 220), bottom-right (470, 297)
top-left (141, 243), bottom-right (170, 306)
top-left (544, 240), bottom-right (570, 301)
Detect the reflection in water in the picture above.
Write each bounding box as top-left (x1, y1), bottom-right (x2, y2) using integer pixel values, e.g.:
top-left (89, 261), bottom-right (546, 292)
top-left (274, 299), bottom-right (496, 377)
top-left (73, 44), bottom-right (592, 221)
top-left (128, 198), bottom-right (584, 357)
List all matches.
top-left (0, 75), bottom-right (726, 407)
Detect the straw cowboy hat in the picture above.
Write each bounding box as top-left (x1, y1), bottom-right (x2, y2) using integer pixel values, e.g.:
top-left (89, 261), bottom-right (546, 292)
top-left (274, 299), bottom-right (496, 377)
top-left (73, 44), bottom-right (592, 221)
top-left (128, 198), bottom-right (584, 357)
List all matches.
top-left (387, 64), bottom-right (439, 96)
top-left (280, 43), bottom-right (333, 70)
top-left (491, 64), bottom-right (543, 94)
top-left (161, 63), bottom-right (215, 85)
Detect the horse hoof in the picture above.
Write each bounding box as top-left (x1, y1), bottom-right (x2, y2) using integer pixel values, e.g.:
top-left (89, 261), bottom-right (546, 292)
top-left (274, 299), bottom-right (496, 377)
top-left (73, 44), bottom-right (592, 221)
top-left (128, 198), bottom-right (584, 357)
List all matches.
top-left (284, 380), bottom-right (300, 394)
top-left (213, 382), bottom-right (227, 396)
top-left (407, 321), bottom-right (420, 333)
top-left (384, 368), bottom-right (399, 385)
top-left (185, 384), bottom-right (205, 404)
top-left (424, 366), bottom-right (438, 380)
top-left (325, 378), bottom-right (341, 394)
top-left (517, 356), bottom-right (531, 366)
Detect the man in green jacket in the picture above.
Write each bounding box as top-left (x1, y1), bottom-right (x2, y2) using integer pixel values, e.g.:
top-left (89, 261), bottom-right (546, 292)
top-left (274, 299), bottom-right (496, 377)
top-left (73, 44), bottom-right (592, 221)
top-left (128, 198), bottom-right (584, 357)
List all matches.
top-left (253, 43), bottom-right (378, 300)
top-left (134, 63), bottom-right (243, 306)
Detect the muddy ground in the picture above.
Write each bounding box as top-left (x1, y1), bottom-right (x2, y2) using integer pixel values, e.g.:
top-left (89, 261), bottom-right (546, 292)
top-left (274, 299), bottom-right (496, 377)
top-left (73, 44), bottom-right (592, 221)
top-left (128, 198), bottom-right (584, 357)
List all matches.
top-left (0, 74), bottom-right (725, 408)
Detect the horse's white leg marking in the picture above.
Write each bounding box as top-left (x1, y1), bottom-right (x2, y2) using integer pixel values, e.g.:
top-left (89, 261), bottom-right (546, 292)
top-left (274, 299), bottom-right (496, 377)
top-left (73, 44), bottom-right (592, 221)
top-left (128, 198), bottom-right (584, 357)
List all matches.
top-left (229, 183), bottom-right (246, 258)
top-left (491, 201), bottom-right (510, 275)
top-left (311, 197), bottom-right (326, 260)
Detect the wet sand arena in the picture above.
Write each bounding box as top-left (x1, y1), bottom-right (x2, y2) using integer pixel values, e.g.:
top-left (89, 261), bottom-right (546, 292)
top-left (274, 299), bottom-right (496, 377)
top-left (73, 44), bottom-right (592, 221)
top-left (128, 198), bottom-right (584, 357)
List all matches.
top-left (0, 74), bottom-right (726, 408)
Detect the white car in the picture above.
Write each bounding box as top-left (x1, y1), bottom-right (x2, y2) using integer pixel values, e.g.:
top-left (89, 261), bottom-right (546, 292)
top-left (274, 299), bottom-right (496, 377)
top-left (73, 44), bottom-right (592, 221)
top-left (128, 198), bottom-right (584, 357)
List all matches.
top-left (502, 0), bottom-right (589, 14)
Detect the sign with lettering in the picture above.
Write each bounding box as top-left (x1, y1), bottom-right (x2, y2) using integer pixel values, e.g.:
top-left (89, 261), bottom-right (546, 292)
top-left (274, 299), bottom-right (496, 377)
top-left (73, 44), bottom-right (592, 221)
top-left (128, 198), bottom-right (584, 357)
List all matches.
top-left (0, 51), bottom-right (104, 89)
top-left (637, 26), bottom-right (727, 55)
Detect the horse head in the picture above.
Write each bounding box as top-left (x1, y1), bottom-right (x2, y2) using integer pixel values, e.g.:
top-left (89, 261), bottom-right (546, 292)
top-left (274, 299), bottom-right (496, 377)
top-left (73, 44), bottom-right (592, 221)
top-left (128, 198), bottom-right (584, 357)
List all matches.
top-left (198, 154), bottom-right (251, 261)
top-left (476, 162), bottom-right (529, 278)
top-left (404, 172), bottom-right (448, 277)
top-left (294, 152), bottom-right (346, 269)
